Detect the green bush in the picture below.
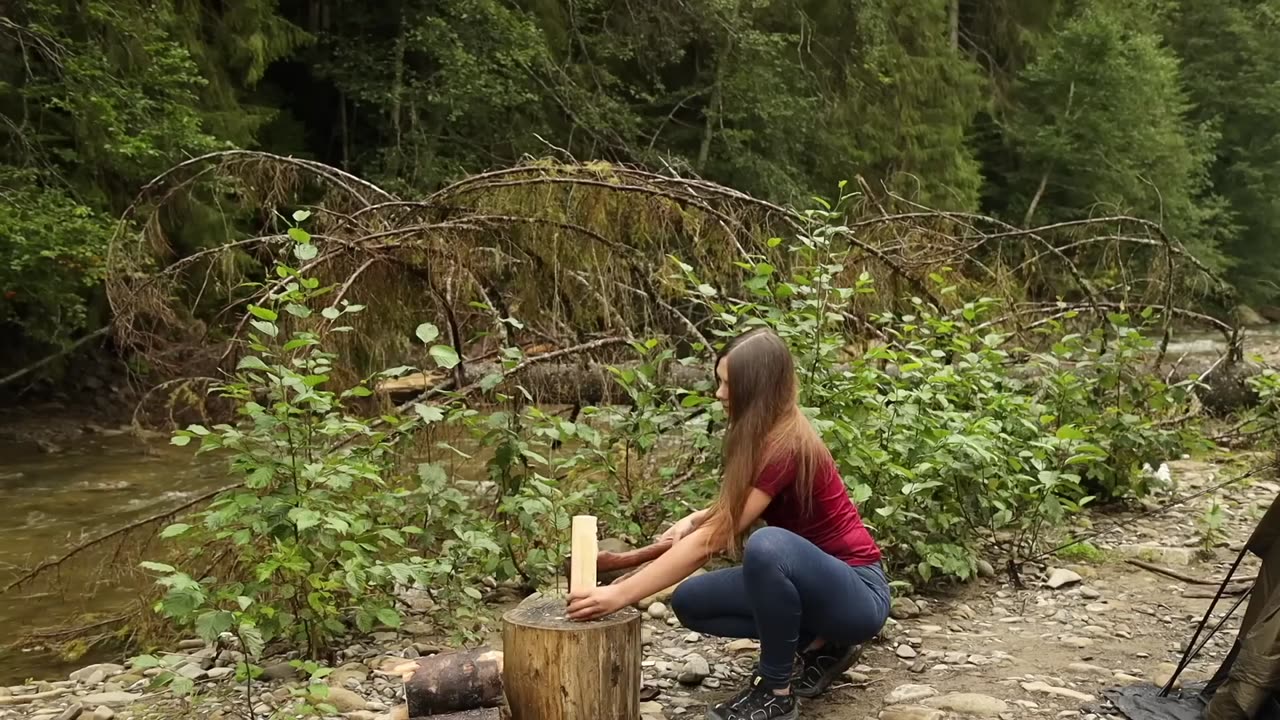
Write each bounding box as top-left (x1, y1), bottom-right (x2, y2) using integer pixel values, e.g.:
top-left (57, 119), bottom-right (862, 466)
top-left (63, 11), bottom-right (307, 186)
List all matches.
top-left (146, 202), bottom-right (1201, 670)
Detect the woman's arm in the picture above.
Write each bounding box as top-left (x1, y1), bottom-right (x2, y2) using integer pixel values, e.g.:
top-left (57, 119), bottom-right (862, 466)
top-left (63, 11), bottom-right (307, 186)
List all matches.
top-left (567, 489), bottom-right (774, 620)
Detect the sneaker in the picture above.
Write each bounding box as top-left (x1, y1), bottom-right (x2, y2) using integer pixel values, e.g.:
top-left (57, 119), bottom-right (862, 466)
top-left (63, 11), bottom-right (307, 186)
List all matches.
top-left (707, 674), bottom-right (799, 720)
top-left (792, 643), bottom-right (862, 698)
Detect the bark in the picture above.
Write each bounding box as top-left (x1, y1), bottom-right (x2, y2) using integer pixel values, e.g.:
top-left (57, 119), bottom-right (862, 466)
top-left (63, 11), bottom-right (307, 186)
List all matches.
top-left (404, 647), bottom-right (505, 717)
top-left (502, 594), bottom-right (642, 720)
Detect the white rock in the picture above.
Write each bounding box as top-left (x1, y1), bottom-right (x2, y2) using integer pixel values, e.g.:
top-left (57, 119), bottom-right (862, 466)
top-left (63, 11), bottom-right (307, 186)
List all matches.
top-left (206, 667), bottom-right (235, 680)
top-left (78, 693), bottom-right (140, 707)
top-left (726, 639), bottom-right (759, 653)
top-left (923, 693), bottom-right (1009, 717)
top-left (677, 654), bottom-right (710, 685)
top-left (896, 645), bottom-right (918, 659)
top-left (880, 706), bottom-right (945, 720)
top-left (1047, 569), bottom-right (1084, 589)
top-left (91, 707), bottom-right (115, 720)
top-left (648, 603), bottom-right (669, 620)
top-left (1021, 681), bottom-right (1096, 703)
top-left (886, 685), bottom-right (938, 705)
top-left (69, 665), bottom-right (125, 684)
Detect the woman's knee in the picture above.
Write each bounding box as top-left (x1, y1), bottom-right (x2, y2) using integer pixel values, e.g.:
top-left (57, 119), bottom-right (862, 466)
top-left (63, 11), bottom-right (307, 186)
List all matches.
top-left (742, 526), bottom-right (795, 572)
top-left (670, 575), bottom-right (707, 625)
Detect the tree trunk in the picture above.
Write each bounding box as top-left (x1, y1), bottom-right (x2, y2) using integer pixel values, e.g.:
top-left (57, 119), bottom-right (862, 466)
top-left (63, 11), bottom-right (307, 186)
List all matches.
top-left (404, 647), bottom-right (505, 717)
top-left (949, 0), bottom-right (960, 50)
top-left (502, 594), bottom-right (642, 720)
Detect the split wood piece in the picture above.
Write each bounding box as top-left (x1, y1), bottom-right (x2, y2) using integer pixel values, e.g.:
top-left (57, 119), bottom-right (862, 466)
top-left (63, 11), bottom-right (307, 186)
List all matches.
top-left (404, 647), bottom-right (505, 717)
top-left (502, 593), bottom-right (642, 720)
top-left (570, 515), bottom-right (598, 595)
top-left (1126, 559), bottom-right (1259, 585)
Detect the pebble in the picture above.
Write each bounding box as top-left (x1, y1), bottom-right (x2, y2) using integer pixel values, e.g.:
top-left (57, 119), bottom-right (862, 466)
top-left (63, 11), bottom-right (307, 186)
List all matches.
top-left (726, 639), bottom-right (759, 653)
top-left (677, 655), bottom-right (710, 685)
top-left (54, 703), bottom-right (83, 720)
top-left (205, 667), bottom-right (235, 680)
top-left (1063, 637), bottom-right (1093, 649)
top-left (648, 603), bottom-right (669, 620)
top-left (91, 707), bottom-right (114, 720)
top-left (897, 645), bottom-right (919, 659)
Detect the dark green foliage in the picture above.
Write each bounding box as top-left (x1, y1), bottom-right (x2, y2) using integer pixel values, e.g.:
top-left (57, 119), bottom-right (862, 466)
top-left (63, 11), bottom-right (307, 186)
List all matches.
top-left (6, 0), bottom-right (1280, 371)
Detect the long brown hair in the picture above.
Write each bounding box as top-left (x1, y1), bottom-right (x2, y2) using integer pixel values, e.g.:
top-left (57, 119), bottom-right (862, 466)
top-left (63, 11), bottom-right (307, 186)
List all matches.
top-left (705, 327), bottom-right (828, 555)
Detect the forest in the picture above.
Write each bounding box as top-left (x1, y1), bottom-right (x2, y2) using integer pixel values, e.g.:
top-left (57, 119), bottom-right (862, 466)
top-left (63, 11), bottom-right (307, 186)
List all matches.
top-left (2, 0), bottom-right (1280, 382)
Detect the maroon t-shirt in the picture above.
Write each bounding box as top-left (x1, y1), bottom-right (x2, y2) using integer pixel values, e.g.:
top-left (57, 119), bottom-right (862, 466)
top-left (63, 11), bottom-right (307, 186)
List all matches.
top-left (754, 451), bottom-right (882, 566)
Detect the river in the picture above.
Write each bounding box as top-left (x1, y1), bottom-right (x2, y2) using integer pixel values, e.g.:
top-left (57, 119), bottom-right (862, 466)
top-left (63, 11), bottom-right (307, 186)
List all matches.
top-left (0, 435), bottom-right (222, 684)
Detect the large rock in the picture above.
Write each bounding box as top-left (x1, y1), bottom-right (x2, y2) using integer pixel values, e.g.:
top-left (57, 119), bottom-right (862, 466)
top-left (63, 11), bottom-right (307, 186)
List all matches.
top-left (891, 598), bottom-right (922, 620)
top-left (1021, 681), bottom-right (1096, 703)
top-left (1046, 568), bottom-right (1083, 589)
top-left (329, 663), bottom-right (370, 688)
top-left (880, 705), bottom-right (945, 720)
top-left (885, 685), bottom-right (938, 705)
top-left (325, 687), bottom-right (368, 712)
top-left (78, 692), bottom-right (141, 707)
top-left (923, 693), bottom-right (1009, 717)
top-left (70, 665), bottom-right (125, 684)
top-left (1120, 544), bottom-right (1195, 567)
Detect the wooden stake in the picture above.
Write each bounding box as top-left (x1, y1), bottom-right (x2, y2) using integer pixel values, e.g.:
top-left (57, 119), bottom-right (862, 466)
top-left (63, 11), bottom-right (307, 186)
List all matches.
top-left (570, 515), bottom-right (598, 595)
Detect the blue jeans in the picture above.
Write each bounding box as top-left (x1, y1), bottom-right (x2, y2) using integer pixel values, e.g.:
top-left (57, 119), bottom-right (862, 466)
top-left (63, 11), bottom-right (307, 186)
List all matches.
top-left (671, 526), bottom-right (891, 689)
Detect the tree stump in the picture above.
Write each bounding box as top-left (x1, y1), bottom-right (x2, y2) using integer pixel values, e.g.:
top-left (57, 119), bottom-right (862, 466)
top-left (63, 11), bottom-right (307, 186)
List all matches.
top-left (502, 593), bottom-right (642, 720)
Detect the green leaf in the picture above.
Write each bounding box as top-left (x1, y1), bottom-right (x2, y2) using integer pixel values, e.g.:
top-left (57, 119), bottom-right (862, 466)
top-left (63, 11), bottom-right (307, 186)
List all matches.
top-left (294, 242), bottom-right (319, 261)
top-left (160, 523), bottom-right (191, 538)
top-left (289, 507), bottom-right (321, 531)
top-left (430, 345), bottom-right (460, 369)
top-left (140, 561), bottom-right (176, 573)
top-left (170, 435), bottom-right (191, 447)
top-left (287, 226), bottom-right (311, 244)
top-left (292, 209), bottom-right (312, 223)
top-left (321, 307), bottom-right (341, 320)
top-left (414, 404), bottom-right (445, 423)
top-left (415, 323), bottom-right (440, 344)
top-left (249, 320), bottom-right (278, 338)
top-left (237, 355), bottom-right (270, 371)
top-left (375, 607), bottom-right (401, 628)
top-left (248, 305), bottom-right (278, 322)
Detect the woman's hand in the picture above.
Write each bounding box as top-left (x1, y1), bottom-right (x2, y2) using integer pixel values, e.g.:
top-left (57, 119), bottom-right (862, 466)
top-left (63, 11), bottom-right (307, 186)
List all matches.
top-left (566, 584), bottom-right (628, 621)
top-left (659, 509), bottom-right (704, 543)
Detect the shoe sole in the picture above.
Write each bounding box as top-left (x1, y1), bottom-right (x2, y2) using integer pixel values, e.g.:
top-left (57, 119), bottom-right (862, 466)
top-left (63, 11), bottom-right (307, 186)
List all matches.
top-left (706, 703), bottom-right (799, 720)
top-left (793, 644), bottom-right (863, 699)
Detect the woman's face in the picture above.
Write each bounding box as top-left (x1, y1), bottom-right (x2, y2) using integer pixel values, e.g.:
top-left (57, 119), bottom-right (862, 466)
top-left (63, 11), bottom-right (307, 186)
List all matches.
top-left (715, 357), bottom-right (731, 414)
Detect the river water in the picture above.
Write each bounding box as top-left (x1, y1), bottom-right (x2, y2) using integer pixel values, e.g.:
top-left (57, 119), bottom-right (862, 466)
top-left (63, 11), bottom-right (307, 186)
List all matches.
top-left (0, 435), bottom-right (222, 683)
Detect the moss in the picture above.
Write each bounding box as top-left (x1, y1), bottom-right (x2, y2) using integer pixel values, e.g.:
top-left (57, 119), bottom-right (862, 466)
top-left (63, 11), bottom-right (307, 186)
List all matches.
top-left (1055, 540), bottom-right (1106, 563)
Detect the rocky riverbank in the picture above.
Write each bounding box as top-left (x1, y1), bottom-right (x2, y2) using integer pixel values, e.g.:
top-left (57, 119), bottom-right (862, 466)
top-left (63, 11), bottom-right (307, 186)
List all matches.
top-left (2, 455), bottom-right (1270, 720)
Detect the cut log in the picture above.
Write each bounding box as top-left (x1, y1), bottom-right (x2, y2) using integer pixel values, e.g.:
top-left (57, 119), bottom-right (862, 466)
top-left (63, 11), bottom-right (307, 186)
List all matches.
top-left (404, 647), bottom-right (505, 717)
top-left (502, 593), bottom-right (642, 720)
